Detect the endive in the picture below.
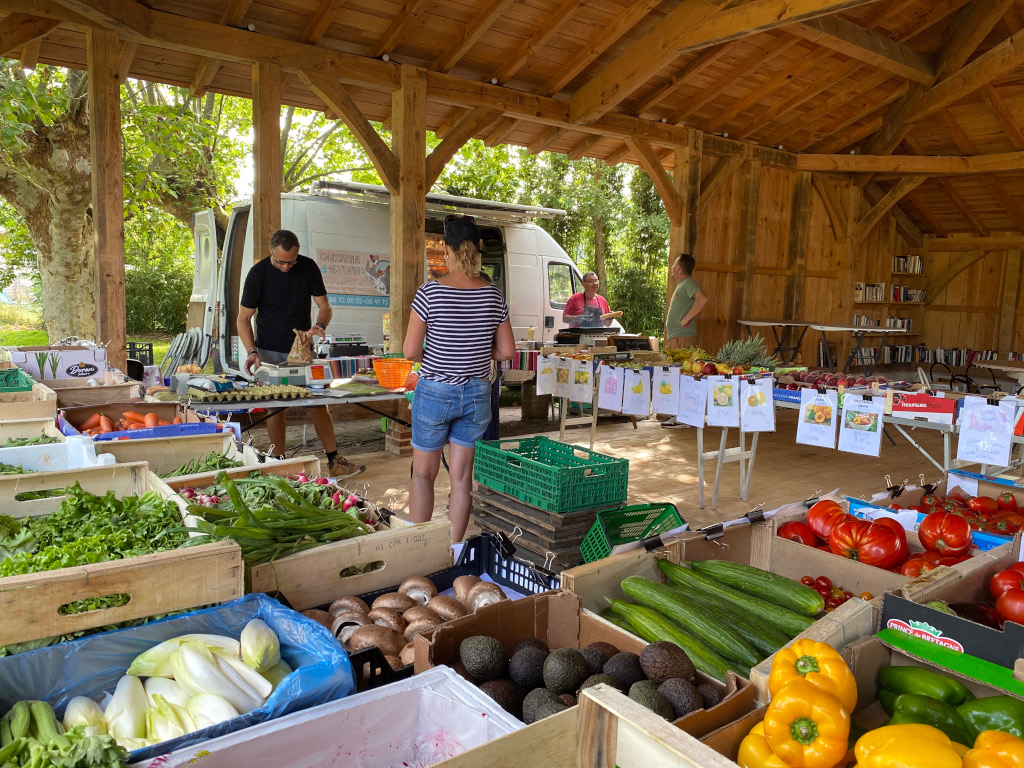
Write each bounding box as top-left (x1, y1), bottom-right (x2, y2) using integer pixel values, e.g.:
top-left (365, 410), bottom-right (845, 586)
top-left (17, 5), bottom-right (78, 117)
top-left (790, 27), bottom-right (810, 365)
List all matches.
top-left (146, 694), bottom-right (193, 744)
top-left (173, 641), bottom-right (261, 714)
top-left (216, 653), bottom-right (273, 701)
top-left (144, 677), bottom-right (189, 709)
top-left (104, 675), bottom-right (148, 742)
top-left (128, 634), bottom-right (241, 678)
top-left (263, 659), bottom-right (293, 690)
top-left (62, 696), bottom-right (106, 737)
top-left (186, 694), bottom-right (240, 730)
top-left (240, 619), bottom-right (281, 673)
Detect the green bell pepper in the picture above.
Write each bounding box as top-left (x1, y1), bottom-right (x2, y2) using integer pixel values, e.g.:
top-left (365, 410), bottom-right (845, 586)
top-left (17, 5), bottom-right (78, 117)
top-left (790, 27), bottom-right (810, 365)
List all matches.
top-left (957, 695), bottom-right (1024, 742)
top-left (879, 689), bottom-right (898, 715)
top-left (879, 665), bottom-right (974, 706)
top-left (891, 693), bottom-right (973, 745)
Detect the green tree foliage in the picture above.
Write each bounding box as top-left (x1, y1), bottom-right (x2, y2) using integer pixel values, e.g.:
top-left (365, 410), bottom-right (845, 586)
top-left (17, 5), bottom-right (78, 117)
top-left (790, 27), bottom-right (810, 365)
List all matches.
top-left (124, 209), bottom-right (194, 334)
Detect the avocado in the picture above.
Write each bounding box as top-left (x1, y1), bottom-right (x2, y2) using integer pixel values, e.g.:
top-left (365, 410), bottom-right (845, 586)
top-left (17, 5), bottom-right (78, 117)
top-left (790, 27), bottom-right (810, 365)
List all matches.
top-left (579, 673), bottom-right (624, 693)
top-left (603, 651), bottom-right (645, 689)
top-left (479, 679), bottom-right (527, 720)
top-left (579, 647), bottom-right (607, 676)
top-left (543, 648), bottom-right (590, 695)
top-left (459, 635), bottom-right (508, 682)
top-left (514, 637), bottom-right (549, 655)
top-left (522, 687), bottom-right (569, 724)
top-left (450, 660), bottom-right (474, 682)
top-left (640, 641), bottom-right (696, 685)
top-left (698, 681), bottom-right (724, 708)
top-left (658, 678), bottom-right (704, 719)
top-left (509, 646), bottom-right (548, 690)
top-left (628, 680), bottom-right (674, 720)
top-left (587, 641), bottom-right (620, 662)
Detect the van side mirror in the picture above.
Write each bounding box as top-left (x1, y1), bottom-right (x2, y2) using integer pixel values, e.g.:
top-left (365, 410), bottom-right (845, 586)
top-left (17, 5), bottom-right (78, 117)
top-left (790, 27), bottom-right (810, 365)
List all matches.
top-left (544, 316), bottom-right (554, 328)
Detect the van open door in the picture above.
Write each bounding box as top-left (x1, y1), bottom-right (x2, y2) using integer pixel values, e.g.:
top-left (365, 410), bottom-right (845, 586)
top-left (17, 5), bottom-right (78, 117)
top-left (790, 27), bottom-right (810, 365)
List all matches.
top-left (190, 210), bottom-right (218, 335)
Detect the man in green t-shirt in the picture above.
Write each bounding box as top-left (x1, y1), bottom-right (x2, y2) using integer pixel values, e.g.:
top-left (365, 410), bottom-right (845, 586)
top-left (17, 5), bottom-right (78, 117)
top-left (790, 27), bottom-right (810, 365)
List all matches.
top-left (665, 253), bottom-right (708, 350)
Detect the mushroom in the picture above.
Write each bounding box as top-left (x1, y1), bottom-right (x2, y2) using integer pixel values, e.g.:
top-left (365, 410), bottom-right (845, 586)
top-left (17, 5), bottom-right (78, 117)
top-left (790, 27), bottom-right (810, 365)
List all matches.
top-left (329, 596), bottom-right (369, 617)
top-left (404, 615), bottom-right (442, 641)
top-left (398, 576), bottom-right (439, 606)
top-left (331, 611), bottom-right (370, 645)
top-left (347, 625), bottom-right (405, 657)
top-left (428, 595), bottom-right (469, 621)
top-left (372, 592), bottom-right (417, 613)
top-left (466, 582), bottom-right (507, 613)
top-left (399, 642), bottom-right (416, 667)
top-left (301, 609), bottom-right (334, 631)
top-left (368, 607), bottom-right (407, 635)
top-left (453, 575), bottom-right (481, 603)
top-left (402, 606), bottom-right (441, 624)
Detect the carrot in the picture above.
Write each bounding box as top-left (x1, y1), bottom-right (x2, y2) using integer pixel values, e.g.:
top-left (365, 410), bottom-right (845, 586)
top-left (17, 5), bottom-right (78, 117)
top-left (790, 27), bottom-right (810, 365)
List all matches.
top-left (123, 411), bottom-right (148, 424)
top-left (144, 412), bottom-right (159, 429)
top-left (157, 419), bottom-right (171, 426)
top-left (172, 417), bottom-right (182, 425)
top-left (80, 413), bottom-right (103, 430)
top-left (98, 415), bottom-right (114, 433)
top-left (126, 423), bottom-right (144, 430)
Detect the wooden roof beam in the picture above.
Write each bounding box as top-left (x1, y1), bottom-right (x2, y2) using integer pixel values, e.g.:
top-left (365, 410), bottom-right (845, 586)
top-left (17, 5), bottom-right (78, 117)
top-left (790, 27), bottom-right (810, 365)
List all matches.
top-left (904, 192), bottom-right (948, 236)
top-left (938, 178), bottom-right (988, 234)
top-left (51, 0), bottom-right (150, 37)
top-left (426, 107), bottom-right (501, 187)
top-left (787, 15), bottom-right (934, 84)
top-left (189, 0), bottom-right (254, 96)
top-left (982, 85), bottom-right (1024, 150)
top-left (854, 176), bottom-right (926, 242)
top-left (777, 70), bottom-right (893, 149)
top-left (864, 182), bottom-right (923, 246)
top-left (604, 143), bottom-right (633, 167)
top-left (567, 134), bottom-right (604, 161)
top-left (630, 44), bottom-right (732, 118)
top-left (117, 40), bottom-right (137, 82)
top-left (19, 37), bottom-right (42, 69)
top-left (527, 126), bottom-right (562, 154)
top-left (930, 235), bottom-right (1024, 250)
top-left (809, 117), bottom-right (883, 153)
top-left (568, 0), bottom-right (882, 125)
top-left (0, 13), bottom-right (59, 58)
top-left (432, 0), bottom-right (516, 74)
top-left (798, 151), bottom-right (1024, 174)
top-left (626, 137), bottom-right (683, 226)
top-left (373, 0), bottom-right (429, 58)
top-left (301, 0), bottom-right (343, 44)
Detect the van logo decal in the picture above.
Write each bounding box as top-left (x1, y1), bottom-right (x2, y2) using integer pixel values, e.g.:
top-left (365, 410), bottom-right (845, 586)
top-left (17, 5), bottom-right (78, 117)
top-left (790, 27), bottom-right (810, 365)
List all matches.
top-left (886, 618), bottom-right (965, 652)
top-left (66, 363), bottom-right (98, 378)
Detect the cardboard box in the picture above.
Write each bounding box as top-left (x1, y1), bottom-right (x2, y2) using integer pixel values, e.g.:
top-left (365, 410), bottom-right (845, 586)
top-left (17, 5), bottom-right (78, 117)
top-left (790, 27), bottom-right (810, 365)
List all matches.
top-left (5, 346), bottom-right (108, 380)
top-left (890, 391), bottom-right (957, 424)
top-left (45, 377), bottom-right (142, 407)
top-left (414, 589), bottom-right (755, 738)
top-left (59, 401), bottom-right (222, 441)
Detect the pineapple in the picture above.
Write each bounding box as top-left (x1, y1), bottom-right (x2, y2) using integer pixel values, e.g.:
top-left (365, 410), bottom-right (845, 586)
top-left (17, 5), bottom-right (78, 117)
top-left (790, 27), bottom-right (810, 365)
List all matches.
top-left (715, 336), bottom-right (779, 368)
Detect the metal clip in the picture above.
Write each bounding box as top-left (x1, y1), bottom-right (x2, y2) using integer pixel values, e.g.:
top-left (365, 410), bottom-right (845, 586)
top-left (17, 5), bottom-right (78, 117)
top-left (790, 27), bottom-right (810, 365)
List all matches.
top-left (746, 502), bottom-right (767, 523)
top-left (494, 530), bottom-right (517, 560)
top-left (803, 489), bottom-right (822, 507)
top-left (543, 551), bottom-right (556, 571)
top-left (703, 522), bottom-right (724, 540)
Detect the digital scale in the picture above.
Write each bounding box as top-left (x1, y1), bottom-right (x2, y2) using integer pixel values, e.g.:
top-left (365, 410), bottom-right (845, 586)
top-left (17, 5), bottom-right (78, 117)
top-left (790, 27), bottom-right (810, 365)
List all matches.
top-left (315, 334), bottom-right (371, 358)
top-left (254, 362), bottom-right (333, 387)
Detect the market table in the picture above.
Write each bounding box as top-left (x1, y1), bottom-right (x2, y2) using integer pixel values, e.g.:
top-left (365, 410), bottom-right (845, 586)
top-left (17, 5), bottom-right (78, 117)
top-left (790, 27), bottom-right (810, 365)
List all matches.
top-left (737, 319), bottom-right (813, 365)
top-left (810, 324), bottom-right (909, 376)
top-left (980, 359), bottom-right (1024, 393)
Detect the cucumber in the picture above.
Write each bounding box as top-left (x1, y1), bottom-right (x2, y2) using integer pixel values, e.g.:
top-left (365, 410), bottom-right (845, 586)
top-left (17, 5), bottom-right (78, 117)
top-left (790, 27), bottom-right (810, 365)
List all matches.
top-left (608, 600), bottom-right (732, 683)
top-left (621, 576), bottom-right (760, 667)
top-left (657, 560), bottom-right (813, 637)
top-left (682, 587), bottom-right (789, 658)
top-left (688, 560), bottom-right (825, 616)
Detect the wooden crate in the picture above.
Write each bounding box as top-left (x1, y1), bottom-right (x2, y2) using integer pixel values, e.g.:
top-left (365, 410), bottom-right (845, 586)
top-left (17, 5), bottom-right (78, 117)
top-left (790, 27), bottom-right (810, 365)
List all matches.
top-left (46, 378), bottom-right (143, 407)
top-left (161, 455), bottom-right (321, 489)
top-left (0, 418), bottom-right (63, 443)
top-left (248, 517), bottom-right (453, 611)
top-left (0, 462), bottom-right (244, 645)
top-left (433, 683), bottom-right (739, 768)
top-left (97, 431), bottom-right (243, 478)
top-left (0, 379), bottom-right (57, 421)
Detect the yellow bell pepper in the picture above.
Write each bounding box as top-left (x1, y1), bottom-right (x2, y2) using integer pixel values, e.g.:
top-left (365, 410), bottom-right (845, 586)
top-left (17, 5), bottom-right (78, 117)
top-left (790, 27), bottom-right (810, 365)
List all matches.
top-left (739, 723), bottom-right (790, 768)
top-left (963, 730), bottom-right (1024, 768)
top-left (764, 680), bottom-right (851, 768)
top-left (854, 723), bottom-right (962, 768)
top-left (769, 639), bottom-right (858, 713)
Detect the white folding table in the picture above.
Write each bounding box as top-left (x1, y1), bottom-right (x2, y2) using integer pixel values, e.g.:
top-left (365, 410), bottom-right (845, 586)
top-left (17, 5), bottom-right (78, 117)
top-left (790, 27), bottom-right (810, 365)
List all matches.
top-left (737, 320), bottom-right (813, 365)
top-left (810, 324), bottom-right (909, 376)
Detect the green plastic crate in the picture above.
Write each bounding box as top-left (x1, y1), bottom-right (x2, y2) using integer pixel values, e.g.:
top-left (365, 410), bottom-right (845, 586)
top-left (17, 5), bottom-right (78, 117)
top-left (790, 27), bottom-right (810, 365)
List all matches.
top-left (579, 503), bottom-right (687, 563)
top-left (0, 368), bottom-right (34, 393)
top-left (473, 436), bottom-right (628, 514)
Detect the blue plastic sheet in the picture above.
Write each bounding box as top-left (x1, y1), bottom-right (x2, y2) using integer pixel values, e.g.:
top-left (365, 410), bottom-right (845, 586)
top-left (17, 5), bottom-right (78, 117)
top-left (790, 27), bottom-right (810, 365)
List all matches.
top-left (0, 593), bottom-right (355, 763)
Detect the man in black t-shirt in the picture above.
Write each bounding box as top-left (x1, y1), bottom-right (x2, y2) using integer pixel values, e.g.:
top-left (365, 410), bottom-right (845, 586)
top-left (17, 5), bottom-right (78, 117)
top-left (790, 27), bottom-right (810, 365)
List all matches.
top-left (237, 229), bottom-right (365, 479)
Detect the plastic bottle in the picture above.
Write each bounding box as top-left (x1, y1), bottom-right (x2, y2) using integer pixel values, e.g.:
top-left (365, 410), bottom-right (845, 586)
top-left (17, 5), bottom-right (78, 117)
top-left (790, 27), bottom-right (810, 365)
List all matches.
top-left (527, 326), bottom-right (535, 341)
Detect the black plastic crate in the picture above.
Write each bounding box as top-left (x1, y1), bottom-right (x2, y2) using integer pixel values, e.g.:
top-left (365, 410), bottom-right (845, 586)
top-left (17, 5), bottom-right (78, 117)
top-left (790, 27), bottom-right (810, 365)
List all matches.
top-left (347, 645), bottom-right (414, 692)
top-left (126, 341), bottom-right (154, 366)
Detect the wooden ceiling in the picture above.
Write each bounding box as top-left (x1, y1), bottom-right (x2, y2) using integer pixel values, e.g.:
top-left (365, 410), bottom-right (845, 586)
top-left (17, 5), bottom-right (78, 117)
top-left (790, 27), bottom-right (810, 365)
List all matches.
top-left (4, 0), bottom-right (1024, 237)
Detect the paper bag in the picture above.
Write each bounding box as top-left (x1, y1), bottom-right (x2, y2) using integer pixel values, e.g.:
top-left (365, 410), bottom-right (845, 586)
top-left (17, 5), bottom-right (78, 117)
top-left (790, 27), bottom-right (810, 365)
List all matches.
top-left (287, 328), bottom-right (315, 365)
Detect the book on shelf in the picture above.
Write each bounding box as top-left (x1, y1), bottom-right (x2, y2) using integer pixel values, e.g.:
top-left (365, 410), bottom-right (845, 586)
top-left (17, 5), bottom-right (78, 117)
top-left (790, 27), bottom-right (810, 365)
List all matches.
top-left (882, 345), bottom-right (919, 365)
top-left (852, 315), bottom-right (881, 328)
top-left (856, 282), bottom-right (886, 302)
top-left (854, 282), bottom-right (864, 302)
top-left (889, 284), bottom-right (926, 302)
top-left (886, 316), bottom-right (913, 331)
top-left (817, 340), bottom-right (838, 368)
top-left (892, 254), bottom-right (923, 274)
top-left (930, 348), bottom-right (998, 366)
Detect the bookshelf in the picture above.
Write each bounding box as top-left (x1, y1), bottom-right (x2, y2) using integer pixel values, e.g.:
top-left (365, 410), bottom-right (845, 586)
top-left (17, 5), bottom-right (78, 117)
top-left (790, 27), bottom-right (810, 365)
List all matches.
top-left (853, 301), bottom-right (926, 306)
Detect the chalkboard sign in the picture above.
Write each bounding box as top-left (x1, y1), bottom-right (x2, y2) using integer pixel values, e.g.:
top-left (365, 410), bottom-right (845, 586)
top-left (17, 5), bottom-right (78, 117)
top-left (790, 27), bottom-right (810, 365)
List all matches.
top-left (612, 336), bottom-right (655, 351)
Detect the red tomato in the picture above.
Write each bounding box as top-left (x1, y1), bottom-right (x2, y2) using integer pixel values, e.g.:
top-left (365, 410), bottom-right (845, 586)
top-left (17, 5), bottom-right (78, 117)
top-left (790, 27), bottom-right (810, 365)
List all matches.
top-left (814, 585), bottom-right (830, 598)
top-left (1008, 514), bottom-right (1024, 527)
top-left (778, 521), bottom-right (818, 547)
top-left (871, 517), bottom-right (909, 565)
top-left (998, 492), bottom-right (1019, 512)
top-left (990, 569), bottom-right (1024, 598)
top-left (969, 496), bottom-right (1000, 516)
top-left (817, 546), bottom-right (832, 553)
top-left (918, 511), bottom-right (973, 557)
top-left (921, 550), bottom-right (941, 564)
top-left (900, 558), bottom-right (939, 578)
top-left (921, 494), bottom-right (940, 508)
top-left (941, 498), bottom-right (965, 513)
top-left (815, 576), bottom-right (833, 592)
top-left (996, 588), bottom-right (1024, 626)
top-left (889, 503), bottom-right (903, 510)
top-left (807, 501), bottom-right (849, 540)
top-left (948, 488), bottom-right (973, 504)
top-left (800, 576), bottom-right (815, 586)
top-left (828, 519), bottom-right (904, 569)
top-left (936, 555), bottom-right (969, 566)
top-left (1006, 563), bottom-right (1024, 576)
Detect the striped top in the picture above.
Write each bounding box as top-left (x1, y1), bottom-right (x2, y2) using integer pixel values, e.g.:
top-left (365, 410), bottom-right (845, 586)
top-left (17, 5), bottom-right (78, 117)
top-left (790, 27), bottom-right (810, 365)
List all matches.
top-left (411, 281), bottom-right (509, 384)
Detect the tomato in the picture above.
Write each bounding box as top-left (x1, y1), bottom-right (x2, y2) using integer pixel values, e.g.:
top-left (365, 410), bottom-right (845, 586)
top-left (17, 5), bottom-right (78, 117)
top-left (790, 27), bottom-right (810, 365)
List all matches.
top-left (824, 597), bottom-right (840, 612)
top-left (991, 519), bottom-right (1018, 535)
top-left (844, 590), bottom-right (854, 599)
top-left (1007, 514), bottom-right (1024, 527)
top-left (814, 585), bottom-right (830, 598)
top-left (921, 494), bottom-right (940, 508)
top-left (996, 588), bottom-right (1024, 626)
top-left (969, 496), bottom-right (1000, 516)
top-left (778, 521), bottom-right (818, 546)
top-left (918, 511), bottom-right (973, 557)
top-left (807, 500), bottom-right (849, 540)
top-left (991, 569), bottom-right (1024, 598)
top-left (921, 550), bottom-right (941, 563)
top-left (900, 558), bottom-right (939, 578)
top-left (948, 488), bottom-right (973, 504)
top-left (889, 503), bottom-right (903, 510)
top-left (828, 519), bottom-right (904, 569)
top-left (936, 555), bottom-right (969, 566)
top-left (871, 517), bottom-right (909, 565)
top-left (1006, 563), bottom-right (1024, 576)
top-left (998, 492), bottom-right (1019, 512)
top-left (800, 576), bottom-right (815, 586)
top-left (941, 498), bottom-right (965, 513)
top-left (830, 585), bottom-right (845, 599)
top-left (859, 591), bottom-right (874, 600)
top-left (815, 576), bottom-right (833, 592)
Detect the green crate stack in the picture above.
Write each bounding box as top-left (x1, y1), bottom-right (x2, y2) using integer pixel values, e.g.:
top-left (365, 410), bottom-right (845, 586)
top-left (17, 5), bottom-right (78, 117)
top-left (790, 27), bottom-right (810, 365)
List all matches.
top-left (579, 503), bottom-right (686, 563)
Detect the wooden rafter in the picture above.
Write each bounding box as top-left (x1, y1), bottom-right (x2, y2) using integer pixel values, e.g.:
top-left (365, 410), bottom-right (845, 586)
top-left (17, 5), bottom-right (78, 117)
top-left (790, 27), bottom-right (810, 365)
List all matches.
top-left (811, 173), bottom-right (848, 235)
top-left (567, 134), bottom-right (603, 161)
top-left (301, 0), bottom-right (342, 44)
top-left (527, 126), bottom-right (562, 154)
top-left (569, 0), bottom-right (882, 125)
top-left (925, 251), bottom-right (988, 302)
top-left (484, 119), bottom-right (518, 149)
top-left (604, 143), bottom-right (633, 167)
top-left (906, 191), bottom-right (948, 236)
top-left (787, 15), bottom-right (933, 84)
top-left (811, 117), bottom-right (882, 153)
top-left (854, 176), bottom-right (926, 242)
top-left (779, 70), bottom-right (894, 149)
top-left (938, 178), bottom-right (987, 235)
top-left (800, 83), bottom-right (907, 152)
top-left (626, 137), bottom-right (682, 226)
top-left (0, 13), bottom-right (59, 58)
top-left (19, 37), bottom-right (42, 69)
top-left (426, 107), bottom-right (501, 187)
top-left (931, 235), bottom-right (1024, 250)
top-left (188, 0), bottom-right (254, 96)
top-left (990, 183), bottom-right (1024, 232)
top-left (798, 150), bottom-right (1024, 174)
top-left (432, 0), bottom-right (515, 74)
top-left (298, 70), bottom-right (400, 193)
top-left (630, 45), bottom-right (732, 119)
top-left (52, 0), bottom-right (150, 37)
top-left (982, 85), bottom-right (1024, 150)
top-left (864, 182), bottom-right (923, 246)
top-left (698, 153), bottom-right (745, 214)
top-left (117, 40), bottom-right (137, 82)
top-left (373, 0), bottom-right (429, 58)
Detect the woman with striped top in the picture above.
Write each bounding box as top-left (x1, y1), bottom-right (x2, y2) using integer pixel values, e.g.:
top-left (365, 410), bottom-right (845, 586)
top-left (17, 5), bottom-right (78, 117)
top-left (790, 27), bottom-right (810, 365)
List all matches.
top-left (403, 215), bottom-right (516, 542)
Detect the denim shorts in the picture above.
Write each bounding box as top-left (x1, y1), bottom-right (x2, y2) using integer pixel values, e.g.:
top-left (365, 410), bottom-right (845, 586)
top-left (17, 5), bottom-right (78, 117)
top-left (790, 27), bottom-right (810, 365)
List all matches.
top-left (411, 377), bottom-right (492, 452)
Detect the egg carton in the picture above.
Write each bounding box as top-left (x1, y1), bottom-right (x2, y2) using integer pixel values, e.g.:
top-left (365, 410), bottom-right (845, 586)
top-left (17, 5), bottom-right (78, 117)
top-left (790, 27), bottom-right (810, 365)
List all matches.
top-left (187, 385), bottom-right (311, 402)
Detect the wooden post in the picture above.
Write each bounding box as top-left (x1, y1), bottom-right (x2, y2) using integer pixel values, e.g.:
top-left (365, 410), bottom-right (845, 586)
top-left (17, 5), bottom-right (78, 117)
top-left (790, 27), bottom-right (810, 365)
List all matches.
top-left (784, 171), bottom-right (812, 320)
top-left (730, 157), bottom-right (762, 332)
top-left (666, 130), bottom-right (702, 327)
top-left (252, 61), bottom-right (281, 263)
top-left (389, 65), bottom-right (427, 351)
top-left (87, 28), bottom-right (127, 373)
top-left (998, 250), bottom-right (1022, 357)
top-left (832, 183), bottom-right (862, 368)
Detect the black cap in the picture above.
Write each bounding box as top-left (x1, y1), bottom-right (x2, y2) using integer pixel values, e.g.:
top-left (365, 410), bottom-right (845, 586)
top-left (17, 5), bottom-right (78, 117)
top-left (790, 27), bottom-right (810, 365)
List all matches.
top-left (443, 215), bottom-right (482, 249)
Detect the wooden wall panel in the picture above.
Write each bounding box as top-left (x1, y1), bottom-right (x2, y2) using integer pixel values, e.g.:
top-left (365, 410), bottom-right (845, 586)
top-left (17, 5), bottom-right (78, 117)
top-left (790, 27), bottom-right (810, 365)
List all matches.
top-left (924, 250), bottom-right (1008, 353)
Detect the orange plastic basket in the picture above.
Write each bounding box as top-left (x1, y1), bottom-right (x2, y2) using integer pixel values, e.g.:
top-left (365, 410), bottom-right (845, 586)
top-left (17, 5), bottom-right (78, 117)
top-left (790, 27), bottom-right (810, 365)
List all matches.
top-left (372, 357), bottom-right (416, 388)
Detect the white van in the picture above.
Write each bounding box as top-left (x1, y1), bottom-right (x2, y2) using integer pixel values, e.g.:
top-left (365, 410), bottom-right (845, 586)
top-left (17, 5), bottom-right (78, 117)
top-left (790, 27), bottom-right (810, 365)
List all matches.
top-left (192, 181), bottom-right (620, 372)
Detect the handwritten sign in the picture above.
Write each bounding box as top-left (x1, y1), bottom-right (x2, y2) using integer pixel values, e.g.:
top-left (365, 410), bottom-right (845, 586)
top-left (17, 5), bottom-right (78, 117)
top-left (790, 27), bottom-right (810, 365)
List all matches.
top-left (957, 402), bottom-right (1015, 467)
top-left (651, 366), bottom-right (681, 416)
top-left (554, 357), bottom-right (571, 399)
top-left (740, 378), bottom-right (775, 432)
top-left (677, 375), bottom-right (707, 428)
top-left (796, 388), bottom-right (838, 449)
top-left (706, 376), bottom-right (739, 428)
top-left (597, 364), bottom-right (624, 412)
top-left (838, 394), bottom-right (884, 457)
top-left (622, 369), bottom-right (651, 416)
top-left (536, 354), bottom-right (556, 396)
top-left (569, 359), bottom-right (594, 403)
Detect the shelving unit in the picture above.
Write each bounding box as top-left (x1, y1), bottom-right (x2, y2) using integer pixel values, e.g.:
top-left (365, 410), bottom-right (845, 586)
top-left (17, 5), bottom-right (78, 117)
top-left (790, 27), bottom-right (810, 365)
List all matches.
top-left (853, 301), bottom-right (926, 306)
